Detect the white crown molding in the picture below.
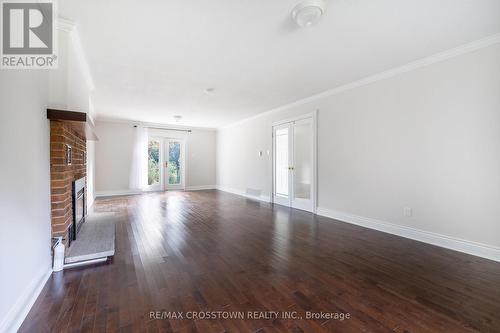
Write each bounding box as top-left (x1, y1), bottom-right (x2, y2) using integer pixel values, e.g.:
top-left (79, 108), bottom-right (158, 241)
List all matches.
top-left (220, 33), bottom-right (500, 130)
top-left (216, 186), bottom-right (271, 203)
top-left (0, 267), bottom-right (52, 333)
top-left (56, 17), bottom-right (76, 32)
top-left (316, 207), bottom-right (500, 263)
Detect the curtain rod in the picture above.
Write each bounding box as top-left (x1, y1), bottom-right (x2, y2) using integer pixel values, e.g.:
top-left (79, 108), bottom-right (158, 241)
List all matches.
top-left (134, 125), bottom-right (192, 133)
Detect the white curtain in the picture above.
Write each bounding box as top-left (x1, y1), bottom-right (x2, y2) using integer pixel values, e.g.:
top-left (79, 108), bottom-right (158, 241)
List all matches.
top-left (129, 126), bottom-right (148, 190)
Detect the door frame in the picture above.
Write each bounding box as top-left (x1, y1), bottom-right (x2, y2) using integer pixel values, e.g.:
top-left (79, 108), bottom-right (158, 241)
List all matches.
top-left (271, 110), bottom-right (318, 213)
top-left (145, 134), bottom-right (188, 192)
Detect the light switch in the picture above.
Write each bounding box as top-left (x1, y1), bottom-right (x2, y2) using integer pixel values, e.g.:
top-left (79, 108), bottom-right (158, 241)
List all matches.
top-left (403, 207), bottom-right (412, 217)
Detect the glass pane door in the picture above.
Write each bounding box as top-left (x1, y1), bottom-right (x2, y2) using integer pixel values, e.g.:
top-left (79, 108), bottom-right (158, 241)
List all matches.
top-left (275, 127), bottom-right (289, 196)
top-left (165, 139), bottom-right (185, 190)
top-left (293, 118), bottom-right (312, 200)
top-left (168, 141), bottom-right (181, 185)
top-left (147, 138), bottom-right (161, 190)
top-left (273, 117), bottom-right (314, 212)
top-left (273, 124), bottom-right (292, 207)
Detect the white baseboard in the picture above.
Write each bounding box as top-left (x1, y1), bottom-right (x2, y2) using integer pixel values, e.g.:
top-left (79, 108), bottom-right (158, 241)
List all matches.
top-left (96, 186), bottom-right (217, 197)
top-left (185, 185), bottom-right (216, 191)
top-left (316, 207), bottom-right (500, 263)
top-left (95, 189), bottom-right (142, 198)
top-left (216, 186), bottom-right (271, 203)
top-left (0, 267), bottom-right (52, 333)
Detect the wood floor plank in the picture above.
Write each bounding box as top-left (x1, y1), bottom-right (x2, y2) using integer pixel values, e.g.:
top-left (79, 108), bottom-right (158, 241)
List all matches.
top-left (18, 190), bottom-right (500, 332)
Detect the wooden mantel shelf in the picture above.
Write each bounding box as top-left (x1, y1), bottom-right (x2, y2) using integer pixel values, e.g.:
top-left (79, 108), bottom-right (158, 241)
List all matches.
top-left (47, 108), bottom-right (87, 122)
top-left (47, 108), bottom-right (98, 141)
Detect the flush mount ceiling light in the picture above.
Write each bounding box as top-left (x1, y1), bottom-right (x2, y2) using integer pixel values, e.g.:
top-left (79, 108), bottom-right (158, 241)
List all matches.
top-left (173, 115), bottom-right (182, 122)
top-left (291, 0), bottom-right (327, 27)
top-left (205, 88), bottom-right (215, 94)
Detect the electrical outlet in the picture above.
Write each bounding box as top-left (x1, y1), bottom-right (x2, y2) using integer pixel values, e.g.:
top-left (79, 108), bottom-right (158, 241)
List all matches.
top-left (403, 207), bottom-right (412, 217)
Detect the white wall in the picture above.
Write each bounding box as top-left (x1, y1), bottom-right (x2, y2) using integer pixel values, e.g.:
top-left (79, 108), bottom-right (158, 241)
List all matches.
top-left (0, 72), bottom-right (52, 332)
top-left (94, 122), bottom-right (136, 193)
top-left (86, 140), bottom-right (96, 208)
top-left (217, 107), bottom-right (312, 199)
top-left (185, 130), bottom-right (217, 189)
top-left (94, 121), bottom-right (216, 195)
top-left (49, 27), bottom-right (96, 207)
top-left (217, 43), bottom-right (500, 250)
top-left (49, 27), bottom-right (93, 113)
top-left (0, 25), bottom-right (95, 332)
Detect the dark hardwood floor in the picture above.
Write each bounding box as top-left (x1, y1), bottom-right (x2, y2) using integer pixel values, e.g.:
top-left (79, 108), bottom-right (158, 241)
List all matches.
top-left (20, 190), bottom-right (500, 332)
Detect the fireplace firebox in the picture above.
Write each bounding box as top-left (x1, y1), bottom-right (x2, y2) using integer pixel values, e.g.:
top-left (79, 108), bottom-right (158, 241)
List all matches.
top-left (70, 177), bottom-right (86, 245)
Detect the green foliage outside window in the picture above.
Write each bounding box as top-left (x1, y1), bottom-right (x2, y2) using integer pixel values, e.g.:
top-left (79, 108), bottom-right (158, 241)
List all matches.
top-left (168, 142), bottom-right (181, 184)
top-left (147, 140), bottom-right (181, 186)
top-left (148, 140), bottom-right (160, 185)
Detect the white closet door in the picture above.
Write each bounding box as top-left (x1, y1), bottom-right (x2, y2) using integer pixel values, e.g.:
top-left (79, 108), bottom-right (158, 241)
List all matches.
top-left (273, 123), bottom-right (292, 207)
top-left (291, 118), bottom-right (313, 211)
top-left (164, 138), bottom-right (185, 190)
top-left (273, 117), bottom-right (314, 212)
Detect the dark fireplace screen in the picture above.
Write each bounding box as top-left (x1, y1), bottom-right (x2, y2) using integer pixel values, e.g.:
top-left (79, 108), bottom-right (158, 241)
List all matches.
top-left (71, 177), bottom-right (86, 244)
top-left (75, 189), bottom-right (85, 231)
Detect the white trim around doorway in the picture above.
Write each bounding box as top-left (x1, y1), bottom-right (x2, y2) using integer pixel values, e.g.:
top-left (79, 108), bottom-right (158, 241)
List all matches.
top-left (271, 110), bottom-right (318, 213)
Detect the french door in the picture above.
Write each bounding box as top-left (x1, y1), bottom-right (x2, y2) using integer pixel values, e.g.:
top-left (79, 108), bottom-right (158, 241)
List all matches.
top-left (164, 138), bottom-right (185, 190)
top-left (273, 116), bottom-right (315, 212)
top-left (147, 137), bottom-right (185, 191)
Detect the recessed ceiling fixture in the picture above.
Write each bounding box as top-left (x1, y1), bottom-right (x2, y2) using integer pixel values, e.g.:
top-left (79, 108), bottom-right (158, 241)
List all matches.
top-left (173, 115), bottom-right (182, 122)
top-left (291, 0), bottom-right (327, 27)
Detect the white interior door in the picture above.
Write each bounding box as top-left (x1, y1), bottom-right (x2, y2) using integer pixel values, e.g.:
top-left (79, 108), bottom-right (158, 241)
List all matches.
top-left (164, 138), bottom-right (185, 190)
top-left (273, 123), bottom-right (292, 207)
top-left (273, 117), bottom-right (314, 212)
top-left (290, 118), bottom-right (313, 211)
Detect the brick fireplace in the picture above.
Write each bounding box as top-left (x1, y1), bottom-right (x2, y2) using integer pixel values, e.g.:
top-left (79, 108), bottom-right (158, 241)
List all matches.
top-left (49, 119), bottom-right (87, 245)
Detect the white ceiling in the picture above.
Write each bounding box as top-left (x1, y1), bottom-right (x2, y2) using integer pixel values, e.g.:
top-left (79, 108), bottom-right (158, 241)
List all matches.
top-left (59, 0), bottom-right (500, 128)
